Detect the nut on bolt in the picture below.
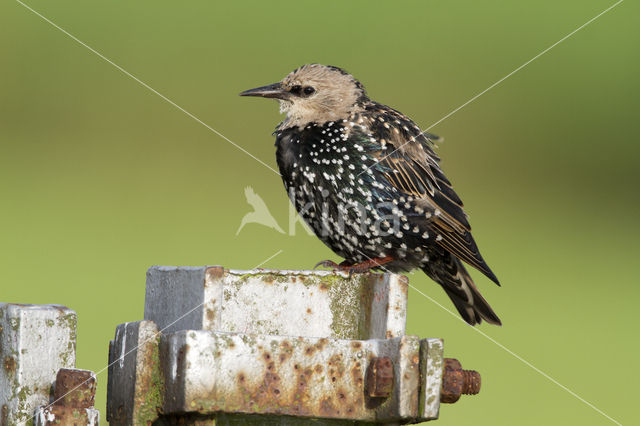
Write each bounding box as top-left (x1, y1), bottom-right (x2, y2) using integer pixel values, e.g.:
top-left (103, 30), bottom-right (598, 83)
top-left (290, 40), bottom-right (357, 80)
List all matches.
top-left (54, 368), bottom-right (97, 408)
top-left (36, 368), bottom-right (98, 425)
top-left (366, 357), bottom-right (394, 398)
top-left (440, 358), bottom-right (481, 403)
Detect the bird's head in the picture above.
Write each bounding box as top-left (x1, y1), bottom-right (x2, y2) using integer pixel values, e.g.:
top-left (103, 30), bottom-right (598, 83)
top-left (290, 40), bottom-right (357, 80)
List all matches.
top-left (240, 64), bottom-right (367, 128)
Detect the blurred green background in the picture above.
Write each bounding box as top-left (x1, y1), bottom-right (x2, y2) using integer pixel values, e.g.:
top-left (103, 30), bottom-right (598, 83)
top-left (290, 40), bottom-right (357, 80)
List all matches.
top-left (1, 0), bottom-right (638, 424)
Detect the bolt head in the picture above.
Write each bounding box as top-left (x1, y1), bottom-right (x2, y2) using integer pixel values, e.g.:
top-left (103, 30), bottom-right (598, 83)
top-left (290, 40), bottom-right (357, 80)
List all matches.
top-left (366, 357), bottom-right (394, 398)
top-left (53, 368), bottom-right (96, 408)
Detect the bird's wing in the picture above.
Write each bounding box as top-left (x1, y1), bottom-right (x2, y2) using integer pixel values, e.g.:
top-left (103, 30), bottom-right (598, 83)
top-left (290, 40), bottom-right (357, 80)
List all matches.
top-left (364, 106), bottom-right (499, 285)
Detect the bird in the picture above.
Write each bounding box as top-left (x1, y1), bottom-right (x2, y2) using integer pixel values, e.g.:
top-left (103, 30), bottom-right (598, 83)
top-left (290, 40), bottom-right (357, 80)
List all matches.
top-left (236, 186), bottom-right (285, 235)
top-left (240, 64), bottom-right (501, 326)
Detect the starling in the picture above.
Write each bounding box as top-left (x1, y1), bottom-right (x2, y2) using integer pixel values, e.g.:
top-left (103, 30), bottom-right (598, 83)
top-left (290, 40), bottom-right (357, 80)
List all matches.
top-left (240, 64), bottom-right (501, 326)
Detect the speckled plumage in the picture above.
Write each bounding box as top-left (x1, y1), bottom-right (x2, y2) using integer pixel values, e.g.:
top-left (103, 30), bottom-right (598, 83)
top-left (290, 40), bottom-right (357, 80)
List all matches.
top-left (241, 64), bottom-right (501, 326)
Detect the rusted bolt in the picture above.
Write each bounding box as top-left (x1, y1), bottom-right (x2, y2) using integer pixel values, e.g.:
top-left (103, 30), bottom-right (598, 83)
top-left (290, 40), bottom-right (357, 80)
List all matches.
top-left (366, 357), bottom-right (394, 398)
top-left (440, 358), bottom-right (481, 403)
top-left (53, 368), bottom-right (96, 409)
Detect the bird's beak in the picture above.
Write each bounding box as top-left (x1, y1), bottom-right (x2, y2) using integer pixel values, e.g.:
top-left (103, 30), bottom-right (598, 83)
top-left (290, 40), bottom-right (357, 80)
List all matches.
top-left (239, 82), bottom-right (289, 100)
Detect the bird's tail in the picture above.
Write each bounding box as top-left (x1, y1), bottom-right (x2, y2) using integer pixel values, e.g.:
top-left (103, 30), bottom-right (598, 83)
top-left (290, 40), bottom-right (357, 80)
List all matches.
top-left (422, 256), bottom-right (501, 326)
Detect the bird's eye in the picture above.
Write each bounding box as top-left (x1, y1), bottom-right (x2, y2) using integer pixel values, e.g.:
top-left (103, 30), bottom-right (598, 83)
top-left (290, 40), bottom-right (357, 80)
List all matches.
top-left (290, 85), bottom-right (302, 95)
top-left (303, 86), bottom-right (315, 96)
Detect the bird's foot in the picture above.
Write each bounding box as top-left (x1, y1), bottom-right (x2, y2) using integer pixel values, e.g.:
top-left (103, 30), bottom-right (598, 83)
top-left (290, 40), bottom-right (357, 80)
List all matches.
top-left (313, 256), bottom-right (394, 275)
top-left (313, 259), bottom-right (350, 270)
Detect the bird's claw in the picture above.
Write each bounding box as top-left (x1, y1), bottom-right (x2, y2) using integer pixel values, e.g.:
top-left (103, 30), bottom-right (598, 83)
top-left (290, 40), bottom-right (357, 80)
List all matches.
top-left (314, 259), bottom-right (340, 270)
top-left (313, 259), bottom-right (371, 277)
top-left (315, 256), bottom-right (394, 275)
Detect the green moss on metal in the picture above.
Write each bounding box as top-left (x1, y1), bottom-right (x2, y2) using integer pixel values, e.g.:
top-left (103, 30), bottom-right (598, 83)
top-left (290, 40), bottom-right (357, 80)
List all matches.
top-left (326, 274), bottom-right (369, 339)
top-left (9, 317), bottom-right (19, 331)
top-left (357, 281), bottom-right (374, 340)
top-left (134, 334), bottom-right (164, 426)
top-left (219, 333), bottom-right (235, 348)
top-left (57, 312), bottom-right (77, 367)
top-left (239, 333), bottom-right (257, 347)
top-left (13, 386), bottom-right (34, 426)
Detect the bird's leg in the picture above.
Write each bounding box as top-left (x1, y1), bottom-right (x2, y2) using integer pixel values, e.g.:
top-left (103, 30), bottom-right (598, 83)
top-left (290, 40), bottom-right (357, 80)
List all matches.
top-left (344, 256), bottom-right (394, 273)
top-left (314, 256), bottom-right (394, 274)
top-left (313, 259), bottom-right (352, 270)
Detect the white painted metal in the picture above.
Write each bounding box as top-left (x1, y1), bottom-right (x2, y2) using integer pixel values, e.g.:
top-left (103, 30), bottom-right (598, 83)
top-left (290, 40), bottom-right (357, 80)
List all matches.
top-left (0, 304), bottom-right (76, 425)
top-left (144, 266), bottom-right (407, 340)
top-left (160, 330), bottom-right (421, 421)
top-left (419, 338), bottom-right (445, 420)
top-left (108, 266), bottom-right (444, 424)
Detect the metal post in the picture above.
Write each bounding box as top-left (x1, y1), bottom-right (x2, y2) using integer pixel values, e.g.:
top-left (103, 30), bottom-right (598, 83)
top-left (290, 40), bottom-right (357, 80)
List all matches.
top-left (107, 266), bottom-right (471, 425)
top-left (0, 304), bottom-right (77, 425)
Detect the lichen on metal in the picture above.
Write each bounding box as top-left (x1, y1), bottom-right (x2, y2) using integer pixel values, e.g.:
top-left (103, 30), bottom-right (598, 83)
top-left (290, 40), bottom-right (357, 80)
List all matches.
top-left (0, 304), bottom-right (77, 426)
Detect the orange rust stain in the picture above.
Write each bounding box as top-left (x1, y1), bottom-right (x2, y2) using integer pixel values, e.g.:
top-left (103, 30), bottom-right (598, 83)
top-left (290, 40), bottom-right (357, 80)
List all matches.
top-left (205, 308), bottom-right (215, 322)
top-left (351, 362), bottom-right (364, 387)
top-left (205, 266), bottom-right (224, 280)
top-left (316, 338), bottom-right (328, 350)
top-left (3, 356), bottom-right (16, 374)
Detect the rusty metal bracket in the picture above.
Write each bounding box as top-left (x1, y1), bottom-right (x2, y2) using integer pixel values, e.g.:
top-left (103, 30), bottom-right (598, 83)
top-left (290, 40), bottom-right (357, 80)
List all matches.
top-left (160, 330), bottom-right (427, 421)
top-left (108, 323), bottom-right (443, 424)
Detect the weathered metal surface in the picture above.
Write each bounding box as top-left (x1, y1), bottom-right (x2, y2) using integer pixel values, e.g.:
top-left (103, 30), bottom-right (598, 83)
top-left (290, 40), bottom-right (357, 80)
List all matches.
top-left (417, 338), bottom-right (444, 421)
top-left (159, 329), bottom-right (421, 422)
top-left (53, 368), bottom-right (96, 409)
top-left (365, 357), bottom-right (393, 398)
top-left (105, 267), bottom-right (459, 424)
top-left (34, 405), bottom-right (100, 426)
top-left (371, 335), bottom-right (420, 421)
top-left (107, 320), bottom-right (163, 426)
top-left (35, 368), bottom-right (99, 425)
top-left (0, 304), bottom-right (76, 425)
top-left (214, 413), bottom-right (376, 425)
top-left (144, 266), bottom-right (407, 340)
top-left (440, 358), bottom-right (481, 404)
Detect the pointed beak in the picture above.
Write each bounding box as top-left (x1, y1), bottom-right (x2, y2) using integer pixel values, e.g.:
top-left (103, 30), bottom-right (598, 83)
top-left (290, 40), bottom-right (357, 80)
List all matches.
top-left (239, 82), bottom-right (289, 100)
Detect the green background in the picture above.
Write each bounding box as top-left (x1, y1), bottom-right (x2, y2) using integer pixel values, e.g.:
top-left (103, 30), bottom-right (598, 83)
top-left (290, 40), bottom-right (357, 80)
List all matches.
top-left (1, 0), bottom-right (638, 424)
